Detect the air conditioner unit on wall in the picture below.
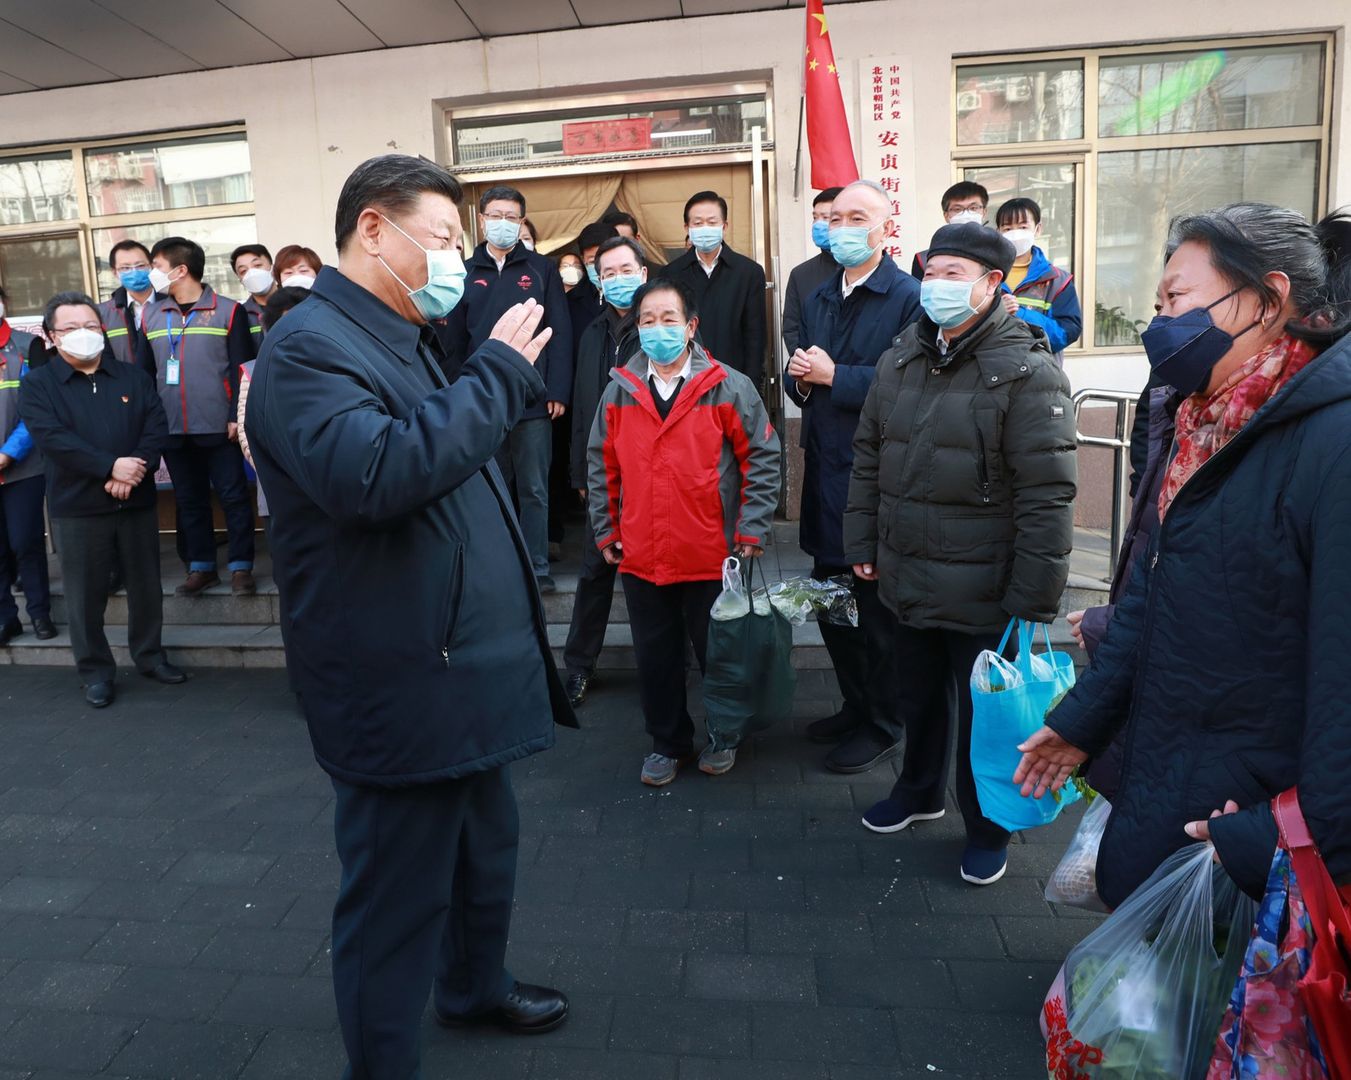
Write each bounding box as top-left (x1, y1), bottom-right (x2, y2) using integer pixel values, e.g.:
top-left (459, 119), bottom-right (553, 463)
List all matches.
top-left (1005, 77), bottom-right (1032, 103)
top-left (956, 90), bottom-right (981, 114)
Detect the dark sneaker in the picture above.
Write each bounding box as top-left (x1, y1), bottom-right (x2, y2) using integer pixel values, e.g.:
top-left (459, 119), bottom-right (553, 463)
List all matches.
top-left (32, 616), bottom-right (57, 640)
top-left (861, 799), bottom-right (946, 834)
top-left (641, 753), bottom-right (684, 787)
top-left (565, 673), bottom-right (591, 707)
top-left (697, 745), bottom-right (737, 776)
top-left (806, 709), bottom-right (861, 744)
top-left (85, 681), bottom-right (115, 708)
top-left (537, 575), bottom-right (557, 594)
top-left (825, 726), bottom-right (903, 775)
top-left (176, 570), bottom-right (220, 597)
top-left (960, 845), bottom-right (1009, 886)
top-left (231, 570), bottom-right (257, 596)
top-left (0, 617), bottom-right (22, 647)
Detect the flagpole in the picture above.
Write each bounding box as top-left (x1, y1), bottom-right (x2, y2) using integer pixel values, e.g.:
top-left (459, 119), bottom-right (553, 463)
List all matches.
top-left (792, 96), bottom-right (805, 200)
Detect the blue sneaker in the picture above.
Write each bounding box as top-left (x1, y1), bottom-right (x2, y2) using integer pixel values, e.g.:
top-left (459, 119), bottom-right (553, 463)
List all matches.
top-left (861, 799), bottom-right (946, 834)
top-left (960, 845), bottom-right (1009, 886)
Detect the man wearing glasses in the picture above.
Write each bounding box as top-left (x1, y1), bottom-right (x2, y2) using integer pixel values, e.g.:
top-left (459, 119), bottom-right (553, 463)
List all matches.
top-left (98, 240), bottom-right (161, 367)
top-left (437, 185), bottom-right (572, 594)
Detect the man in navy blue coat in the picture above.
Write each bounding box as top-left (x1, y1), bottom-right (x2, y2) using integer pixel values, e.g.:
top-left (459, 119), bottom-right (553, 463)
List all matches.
top-left (787, 179), bottom-right (923, 775)
top-left (245, 156), bottom-right (576, 1079)
top-left (437, 185), bottom-right (572, 593)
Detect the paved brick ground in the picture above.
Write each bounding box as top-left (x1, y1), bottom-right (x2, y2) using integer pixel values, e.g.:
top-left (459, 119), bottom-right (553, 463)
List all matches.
top-left (0, 665), bottom-right (1101, 1079)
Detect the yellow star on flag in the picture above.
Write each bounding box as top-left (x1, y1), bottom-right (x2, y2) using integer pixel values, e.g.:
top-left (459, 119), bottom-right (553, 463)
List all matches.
top-left (827, 63), bottom-right (836, 74)
top-left (812, 12), bottom-right (828, 36)
top-left (808, 57), bottom-right (820, 71)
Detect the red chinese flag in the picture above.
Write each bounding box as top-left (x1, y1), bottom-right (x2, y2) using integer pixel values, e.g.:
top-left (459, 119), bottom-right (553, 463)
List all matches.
top-left (804, 0), bottom-right (859, 190)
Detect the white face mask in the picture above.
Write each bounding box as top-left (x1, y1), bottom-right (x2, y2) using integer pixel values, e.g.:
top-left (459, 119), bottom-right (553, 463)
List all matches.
top-left (948, 209), bottom-right (983, 226)
top-left (280, 273), bottom-right (316, 290)
top-left (240, 267), bottom-right (275, 295)
top-left (1003, 228), bottom-right (1036, 257)
top-left (521, 238), bottom-right (535, 251)
top-left (0, 301), bottom-right (6, 322)
top-left (59, 328), bottom-right (105, 362)
top-left (148, 267), bottom-right (174, 293)
top-left (560, 265), bottom-right (583, 287)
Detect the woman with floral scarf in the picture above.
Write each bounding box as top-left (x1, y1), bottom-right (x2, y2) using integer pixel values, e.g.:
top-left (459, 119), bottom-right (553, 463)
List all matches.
top-left (1015, 202), bottom-right (1351, 911)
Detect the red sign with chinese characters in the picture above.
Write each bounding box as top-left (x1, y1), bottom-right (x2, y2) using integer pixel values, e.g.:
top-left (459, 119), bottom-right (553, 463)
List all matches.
top-left (562, 118), bottom-right (653, 156)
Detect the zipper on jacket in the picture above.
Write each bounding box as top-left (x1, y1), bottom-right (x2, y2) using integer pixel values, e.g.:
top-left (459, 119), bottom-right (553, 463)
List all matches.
top-left (974, 427), bottom-right (991, 505)
top-left (440, 646), bottom-right (450, 668)
top-left (88, 374), bottom-right (98, 395)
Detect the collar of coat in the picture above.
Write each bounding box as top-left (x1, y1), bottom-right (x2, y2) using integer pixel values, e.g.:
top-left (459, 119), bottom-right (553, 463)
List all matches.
top-left (820, 254), bottom-right (901, 303)
top-left (308, 266), bottom-right (440, 367)
top-left (611, 340), bottom-right (727, 427)
top-left (467, 242), bottom-right (533, 273)
top-left (895, 304), bottom-right (1051, 387)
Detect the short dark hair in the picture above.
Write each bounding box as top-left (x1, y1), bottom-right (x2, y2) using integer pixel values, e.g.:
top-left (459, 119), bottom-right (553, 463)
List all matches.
top-left (995, 197), bottom-right (1042, 228)
top-left (108, 239), bottom-right (151, 270)
top-left (334, 155), bottom-right (463, 251)
top-left (230, 244), bottom-right (272, 272)
top-left (813, 187), bottom-right (844, 207)
top-left (941, 181), bottom-right (989, 212)
top-left (683, 190), bottom-right (728, 224)
top-left (632, 278), bottom-right (697, 322)
top-left (150, 236), bottom-right (205, 281)
top-left (521, 217), bottom-right (537, 242)
top-left (577, 222), bottom-right (618, 256)
top-left (0, 285), bottom-right (6, 303)
top-left (42, 290), bottom-right (101, 334)
top-left (595, 236), bottom-right (645, 273)
top-left (479, 185), bottom-right (526, 215)
top-left (260, 286), bottom-right (312, 332)
top-left (601, 210), bottom-right (639, 236)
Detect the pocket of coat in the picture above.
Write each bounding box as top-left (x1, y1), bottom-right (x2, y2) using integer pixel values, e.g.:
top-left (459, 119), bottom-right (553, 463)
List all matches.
top-left (436, 542), bottom-right (467, 664)
top-left (939, 514), bottom-right (1010, 556)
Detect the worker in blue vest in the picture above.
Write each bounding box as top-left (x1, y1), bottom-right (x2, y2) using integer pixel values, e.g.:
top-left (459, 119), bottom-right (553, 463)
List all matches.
top-left (436, 185), bottom-right (573, 594)
top-left (97, 239), bottom-right (162, 367)
top-left (231, 244), bottom-right (277, 344)
top-left (994, 197), bottom-right (1082, 365)
top-left (139, 236), bottom-right (258, 598)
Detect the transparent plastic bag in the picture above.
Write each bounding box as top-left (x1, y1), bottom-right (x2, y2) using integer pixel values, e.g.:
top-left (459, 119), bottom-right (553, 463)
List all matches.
top-left (758, 575), bottom-right (859, 628)
top-left (710, 557), bottom-right (750, 622)
top-left (1041, 842), bottom-right (1257, 1080)
top-left (1045, 797), bottom-right (1112, 913)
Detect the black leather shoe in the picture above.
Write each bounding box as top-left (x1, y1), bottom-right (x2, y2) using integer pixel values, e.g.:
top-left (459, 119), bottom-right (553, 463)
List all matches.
top-left (0, 617), bottom-right (22, 647)
top-left (85, 682), bottom-right (115, 708)
top-left (566, 673), bottom-right (591, 707)
top-left (825, 725), bottom-right (904, 775)
top-left (805, 709), bottom-right (861, 745)
top-left (437, 981), bottom-right (569, 1034)
top-left (141, 661), bottom-right (188, 685)
top-left (32, 616), bottom-right (57, 640)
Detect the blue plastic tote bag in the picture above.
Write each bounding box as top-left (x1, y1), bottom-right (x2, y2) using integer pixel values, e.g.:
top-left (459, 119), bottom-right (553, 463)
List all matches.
top-left (970, 618), bottom-right (1079, 832)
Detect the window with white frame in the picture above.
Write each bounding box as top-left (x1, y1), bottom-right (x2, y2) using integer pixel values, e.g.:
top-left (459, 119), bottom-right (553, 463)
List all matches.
top-left (953, 37), bottom-right (1331, 350)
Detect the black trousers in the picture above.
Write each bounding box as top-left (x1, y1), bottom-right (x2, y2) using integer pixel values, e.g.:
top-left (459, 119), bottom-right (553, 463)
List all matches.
top-left (0, 474), bottom-right (51, 622)
top-left (331, 766), bottom-right (519, 1080)
top-left (562, 517), bottom-right (617, 677)
top-left (52, 508), bottom-right (165, 685)
top-left (161, 435), bottom-right (255, 572)
top-left (886, 622), bottom-right (1010, 851)
top-left (812, 563), bottom-right (903, 742)
top-left (622, 574), bottom-right (721, 758)
top-left (547, 415), bottom-right (571, 545)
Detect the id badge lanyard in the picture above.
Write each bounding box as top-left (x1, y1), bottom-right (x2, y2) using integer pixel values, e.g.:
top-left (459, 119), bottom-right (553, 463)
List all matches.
top-left (164, 308), bottom-right (197, 386)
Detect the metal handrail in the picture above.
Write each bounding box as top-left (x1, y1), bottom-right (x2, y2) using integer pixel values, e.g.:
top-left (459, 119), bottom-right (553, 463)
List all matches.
top-left (1072, 389), bottom-right (1137, 572)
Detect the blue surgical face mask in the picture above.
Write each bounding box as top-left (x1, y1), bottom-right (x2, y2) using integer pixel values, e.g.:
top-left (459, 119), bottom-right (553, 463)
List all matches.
top-left (586, 263), bottom-right (601, 290)
top-left (379, 214), bottom-right (467, 321)
top-left (1141, 288), bottom-right (1259, 397)
top-left (483, 217), bottom-right (521, 251)
top-left (118, 268), bottom-right (152, 293)
top-left (639, 324), bottom-right (689, 364)
top-left (601, 273), bottom-right (644, 310)
top-left (829, 223), bottom-right (882, 268)
top-left (920, 275), bottom-right (991, 329)
top-left (689, 225), bottom-right (724, 253)
top-left (811, 219), bottom-right (831, 251)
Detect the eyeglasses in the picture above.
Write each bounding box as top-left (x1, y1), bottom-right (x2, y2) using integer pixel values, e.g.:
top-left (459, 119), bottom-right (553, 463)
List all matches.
top-left (482, 212), bottom-right (522, 224)
top-left (53, 323), bottom-right (103, 334)
top-left (115, 262), bottom-right (151, 272)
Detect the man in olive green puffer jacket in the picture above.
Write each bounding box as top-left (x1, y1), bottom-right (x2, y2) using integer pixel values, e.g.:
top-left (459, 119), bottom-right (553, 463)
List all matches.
top-left (842, 222), bottom-right (1077, 887)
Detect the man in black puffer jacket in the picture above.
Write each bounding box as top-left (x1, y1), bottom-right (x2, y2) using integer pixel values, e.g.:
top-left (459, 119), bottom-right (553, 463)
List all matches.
top-left (844, 222), bottom-right (1077, 887)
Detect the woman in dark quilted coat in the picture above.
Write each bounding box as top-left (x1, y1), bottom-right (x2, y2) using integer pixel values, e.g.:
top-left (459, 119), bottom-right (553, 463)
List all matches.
top-left (1017, 202), bottom-right (1351, 908)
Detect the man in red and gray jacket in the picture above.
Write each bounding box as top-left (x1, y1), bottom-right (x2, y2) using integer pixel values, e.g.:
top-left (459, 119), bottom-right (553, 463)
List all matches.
top-left (587, 278), bottom-right (780, 787)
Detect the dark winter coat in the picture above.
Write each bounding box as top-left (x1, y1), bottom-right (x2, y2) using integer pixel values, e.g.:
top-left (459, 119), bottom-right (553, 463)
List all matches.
top-left (843, 305), bottom-right (1077, 633)
top-left (245, 267), bottom-right (576, 788)
top-left (659, 244), bottom-right (767, 387)
top-left (436, 242), bottom-right (573, 419)
top-left (781, 250), bottom-right (838, 355)
top-left (569, 305), bottom-right (637, 489)
top-left (1047, 335), bottom-right (1351, 905)
top-left (787, 257), bottom-right (922, 568)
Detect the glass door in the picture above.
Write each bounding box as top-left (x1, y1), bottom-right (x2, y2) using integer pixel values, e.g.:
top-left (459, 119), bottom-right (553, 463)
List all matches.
top-left (0, 228), bottom-right (91, 318)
